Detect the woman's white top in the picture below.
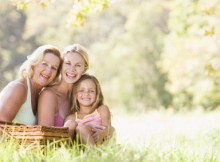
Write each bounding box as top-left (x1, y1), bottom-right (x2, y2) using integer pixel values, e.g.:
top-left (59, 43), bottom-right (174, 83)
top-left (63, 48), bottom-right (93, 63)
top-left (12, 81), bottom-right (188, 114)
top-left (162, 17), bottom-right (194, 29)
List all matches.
top-left (13, 78), bottom-right (37, 125)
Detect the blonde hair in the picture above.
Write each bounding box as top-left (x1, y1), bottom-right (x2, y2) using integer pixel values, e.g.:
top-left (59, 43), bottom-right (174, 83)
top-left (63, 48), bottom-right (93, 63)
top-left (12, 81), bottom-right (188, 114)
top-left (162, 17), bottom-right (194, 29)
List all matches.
top-left (71, 74), bottom-right (104, 112)
top-left (19, 45), bottom-right (61, 85)
top-left (62, 44), bottom-right (89, 72)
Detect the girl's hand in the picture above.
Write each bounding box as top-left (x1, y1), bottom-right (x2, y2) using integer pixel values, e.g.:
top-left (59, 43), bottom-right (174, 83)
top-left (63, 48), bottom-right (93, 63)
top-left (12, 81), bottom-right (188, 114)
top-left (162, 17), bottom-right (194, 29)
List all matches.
top-left (90, 125), bottom-right (106, 132)
top-left (91, 129), bottom-right (105, 143)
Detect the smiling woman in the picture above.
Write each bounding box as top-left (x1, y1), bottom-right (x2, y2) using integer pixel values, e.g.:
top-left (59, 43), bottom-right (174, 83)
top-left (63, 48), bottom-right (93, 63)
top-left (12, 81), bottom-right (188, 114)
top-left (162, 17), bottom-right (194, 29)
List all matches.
top-left (37, 44), bottom-right (89, 127)
top-left (0, 45), bottom-right (62, 125)
top-left (32, 53), bottom-right (60, 86)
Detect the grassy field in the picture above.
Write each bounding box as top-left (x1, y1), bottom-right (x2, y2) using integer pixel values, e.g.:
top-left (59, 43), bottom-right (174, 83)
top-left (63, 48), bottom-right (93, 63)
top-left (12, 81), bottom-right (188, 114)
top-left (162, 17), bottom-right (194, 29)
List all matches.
top-left (0, 110), bottom-right (220, 161)
top-left (113, 110), bottom-right (220, 144)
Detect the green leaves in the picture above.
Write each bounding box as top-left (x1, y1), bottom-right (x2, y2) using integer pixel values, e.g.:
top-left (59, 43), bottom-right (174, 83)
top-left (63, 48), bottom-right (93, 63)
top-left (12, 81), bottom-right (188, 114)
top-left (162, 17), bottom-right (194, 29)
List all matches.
top-left (160, 0), bottom-right (220, 110)
top-left (10, 0), bottom-right (109, 26)
top-left (10, 0), bottom-right (51, 11)
top-left (67, 0), bottom-right (109, 27)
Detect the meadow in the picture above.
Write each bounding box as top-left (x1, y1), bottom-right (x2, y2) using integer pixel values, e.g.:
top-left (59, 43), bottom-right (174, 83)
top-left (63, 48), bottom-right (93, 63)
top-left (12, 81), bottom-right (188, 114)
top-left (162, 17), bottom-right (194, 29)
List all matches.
top-left (0, 110), bottom-right (220, 162)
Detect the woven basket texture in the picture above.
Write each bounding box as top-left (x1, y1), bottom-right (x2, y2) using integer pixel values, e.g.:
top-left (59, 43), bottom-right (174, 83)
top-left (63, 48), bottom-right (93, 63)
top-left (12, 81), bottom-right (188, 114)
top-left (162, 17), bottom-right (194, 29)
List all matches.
top-left (0, 121), bottom-right (70, 145)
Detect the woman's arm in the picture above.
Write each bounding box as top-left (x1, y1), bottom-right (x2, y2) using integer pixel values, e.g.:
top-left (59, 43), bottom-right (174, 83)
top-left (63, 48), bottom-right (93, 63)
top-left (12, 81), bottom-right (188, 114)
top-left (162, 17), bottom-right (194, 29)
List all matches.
top-left (64, 114), bottom-right (78, 137)
top-left (0, 80), bottom-right (27, 122)
top-left (37, 89), bottom-right (57, 126)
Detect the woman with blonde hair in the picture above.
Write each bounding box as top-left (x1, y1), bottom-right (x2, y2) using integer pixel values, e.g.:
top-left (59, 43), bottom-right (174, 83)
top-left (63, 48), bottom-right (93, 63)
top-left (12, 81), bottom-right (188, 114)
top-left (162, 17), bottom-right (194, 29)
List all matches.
top-left (0, 45), bottom-right (62, 125)
top-left (37, 44), bottom-right (89, 127)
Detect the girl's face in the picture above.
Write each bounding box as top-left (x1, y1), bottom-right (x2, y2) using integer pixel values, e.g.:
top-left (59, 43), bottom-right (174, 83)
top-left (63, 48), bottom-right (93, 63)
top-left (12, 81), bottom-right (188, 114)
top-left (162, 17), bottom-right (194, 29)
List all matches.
top-left (32, 52), bottom-right (60, 87)
top-left (77, 79), bottom-right (96, 108)
top-left (62, 52), bottom-right (85, 84)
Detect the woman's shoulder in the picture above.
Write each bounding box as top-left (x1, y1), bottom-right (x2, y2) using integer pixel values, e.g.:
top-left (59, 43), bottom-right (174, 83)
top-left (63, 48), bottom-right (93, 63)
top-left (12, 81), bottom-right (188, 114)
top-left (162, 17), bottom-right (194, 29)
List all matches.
top-left (3, 79), bottom-right (27, 92)
top-left (41, 85), bottom-right (62, 95)
top-left (39, 87), bottom-right (57, 100)
top-left (65, 113), bottom-right (76, 121)
top-left (0, 79), bottom-right (27, 102)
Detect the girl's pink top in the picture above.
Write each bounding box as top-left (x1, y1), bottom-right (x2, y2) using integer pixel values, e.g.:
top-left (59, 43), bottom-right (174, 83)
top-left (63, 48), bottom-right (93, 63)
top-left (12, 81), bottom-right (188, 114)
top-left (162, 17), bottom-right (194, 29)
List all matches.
top-left (75, 109), bottom-right (102, 128)
top-left (54, 113), bottom-right (64, 127)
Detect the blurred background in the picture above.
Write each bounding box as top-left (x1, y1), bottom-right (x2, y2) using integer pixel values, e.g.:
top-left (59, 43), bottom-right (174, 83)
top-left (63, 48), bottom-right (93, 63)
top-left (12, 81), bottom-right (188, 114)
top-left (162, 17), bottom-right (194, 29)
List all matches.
top-left (1, 0), bottom-right (220, 114)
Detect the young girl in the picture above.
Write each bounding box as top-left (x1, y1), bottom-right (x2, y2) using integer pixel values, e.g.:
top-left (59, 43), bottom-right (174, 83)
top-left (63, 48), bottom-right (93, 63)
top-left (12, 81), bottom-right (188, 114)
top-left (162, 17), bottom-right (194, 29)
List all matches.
top-left (64, 74), bottom-right (113, 146)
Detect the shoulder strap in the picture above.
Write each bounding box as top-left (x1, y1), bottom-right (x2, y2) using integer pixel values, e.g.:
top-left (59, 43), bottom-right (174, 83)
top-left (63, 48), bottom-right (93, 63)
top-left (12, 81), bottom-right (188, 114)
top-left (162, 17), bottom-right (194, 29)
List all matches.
top-left (75, 112), bottom-right (78, 120)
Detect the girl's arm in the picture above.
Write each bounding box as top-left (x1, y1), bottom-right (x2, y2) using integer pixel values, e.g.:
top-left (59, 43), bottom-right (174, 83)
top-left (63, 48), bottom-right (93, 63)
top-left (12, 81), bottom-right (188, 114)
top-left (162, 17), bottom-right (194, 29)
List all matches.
top-left (98, 105), bottom-right (112, 128)
top-left (37, 89), bottom-right (57, 126)
top-left (0, 80), bottom-right (27, 122)
top-left (92, 105), bottom-right (112, 142)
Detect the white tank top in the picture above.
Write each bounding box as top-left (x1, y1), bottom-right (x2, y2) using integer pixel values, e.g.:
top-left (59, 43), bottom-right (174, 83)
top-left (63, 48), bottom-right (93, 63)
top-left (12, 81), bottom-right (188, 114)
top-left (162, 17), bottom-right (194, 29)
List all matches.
top-left (13, 78), bottom-right (37, 125)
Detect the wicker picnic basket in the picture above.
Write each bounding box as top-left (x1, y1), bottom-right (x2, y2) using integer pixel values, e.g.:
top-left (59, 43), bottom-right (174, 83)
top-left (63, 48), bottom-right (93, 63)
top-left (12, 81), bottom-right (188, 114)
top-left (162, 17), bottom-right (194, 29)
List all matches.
top-left (0, 121), bottom-right (71, 146)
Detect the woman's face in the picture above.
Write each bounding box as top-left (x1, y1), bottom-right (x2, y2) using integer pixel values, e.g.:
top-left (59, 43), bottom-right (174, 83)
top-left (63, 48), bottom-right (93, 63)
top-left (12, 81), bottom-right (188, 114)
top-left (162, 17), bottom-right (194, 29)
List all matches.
top-left (32, 52), bottom-right (60, 87)
top-left (62, 52), bottom-right (85, 84)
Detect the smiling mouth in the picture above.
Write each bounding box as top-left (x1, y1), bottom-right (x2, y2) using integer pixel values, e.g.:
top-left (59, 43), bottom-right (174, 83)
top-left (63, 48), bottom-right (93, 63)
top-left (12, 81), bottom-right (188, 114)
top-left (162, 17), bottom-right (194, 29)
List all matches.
top-left (81, 98), bottom-right (91, 101)
top-left (66, 73), bottom-right (76, 77)
top-left (66, 72), bottom-right (76, 78)
top-left (41, 73), bottom-right (50, 80)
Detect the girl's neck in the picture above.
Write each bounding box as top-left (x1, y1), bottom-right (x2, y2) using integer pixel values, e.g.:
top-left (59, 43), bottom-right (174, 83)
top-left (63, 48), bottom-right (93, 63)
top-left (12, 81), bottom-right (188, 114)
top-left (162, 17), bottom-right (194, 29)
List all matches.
top-left (78, 106), bottom-right (95, 114)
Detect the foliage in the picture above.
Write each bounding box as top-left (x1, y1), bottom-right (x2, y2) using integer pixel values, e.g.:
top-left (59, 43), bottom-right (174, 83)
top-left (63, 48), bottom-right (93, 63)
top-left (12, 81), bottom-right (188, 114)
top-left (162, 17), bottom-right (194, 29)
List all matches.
top-left (67, 0), bottom-right (109, 27)
top-left (10, 0), bottom-right (109, 26)
top-left (0, 1), bottom-right (37, 89)
top-left (11, 0), bottom-right (51, 11)
top-left (159, 0), bottom-right (220, 110)
top-left (1, 132), bottom-right (220, 162)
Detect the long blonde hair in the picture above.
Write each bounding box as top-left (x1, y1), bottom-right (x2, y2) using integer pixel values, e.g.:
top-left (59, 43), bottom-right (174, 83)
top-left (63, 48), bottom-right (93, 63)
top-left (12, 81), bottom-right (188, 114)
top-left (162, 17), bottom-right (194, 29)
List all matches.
top-left (71, 74), bottom-right (104, 112)
top-left (62, 44), bottom-right (89, 73)
top-left (19, 45), bottom-right (61, 85)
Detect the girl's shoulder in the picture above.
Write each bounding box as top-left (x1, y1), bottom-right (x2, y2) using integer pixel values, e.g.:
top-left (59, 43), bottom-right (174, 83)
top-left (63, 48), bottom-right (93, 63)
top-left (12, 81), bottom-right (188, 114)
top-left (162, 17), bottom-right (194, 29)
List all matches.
top-left (97, 105), bottom-right (109, 110)
top-left (97, 105), bottom-right (110, 114)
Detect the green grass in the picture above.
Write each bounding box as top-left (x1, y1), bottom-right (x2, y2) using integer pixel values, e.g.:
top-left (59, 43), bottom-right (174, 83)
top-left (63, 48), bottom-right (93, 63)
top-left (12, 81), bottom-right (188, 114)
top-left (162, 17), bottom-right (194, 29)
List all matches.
top-left (1, 111), bottom-right (220, 162)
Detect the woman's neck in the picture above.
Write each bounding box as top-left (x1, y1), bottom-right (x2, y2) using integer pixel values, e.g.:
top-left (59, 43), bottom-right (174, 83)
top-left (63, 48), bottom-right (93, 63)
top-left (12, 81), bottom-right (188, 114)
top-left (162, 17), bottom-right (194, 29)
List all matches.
top-left (56, 79), bottom-right (73, 98)
top-left (29, 78), bottom-right (41, 115)
top-left (29, 79), bottom-right (42, 95)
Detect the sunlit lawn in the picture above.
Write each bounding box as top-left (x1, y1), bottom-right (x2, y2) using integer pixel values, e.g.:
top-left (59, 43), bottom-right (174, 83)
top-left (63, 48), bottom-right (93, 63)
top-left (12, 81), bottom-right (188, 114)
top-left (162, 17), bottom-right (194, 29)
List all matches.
top-left (1, 110), bottom-right (220, 161)
top-left (113, 110), bottom-right (220, 145)
top-left (112, 110), bottom-right (220, 161)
